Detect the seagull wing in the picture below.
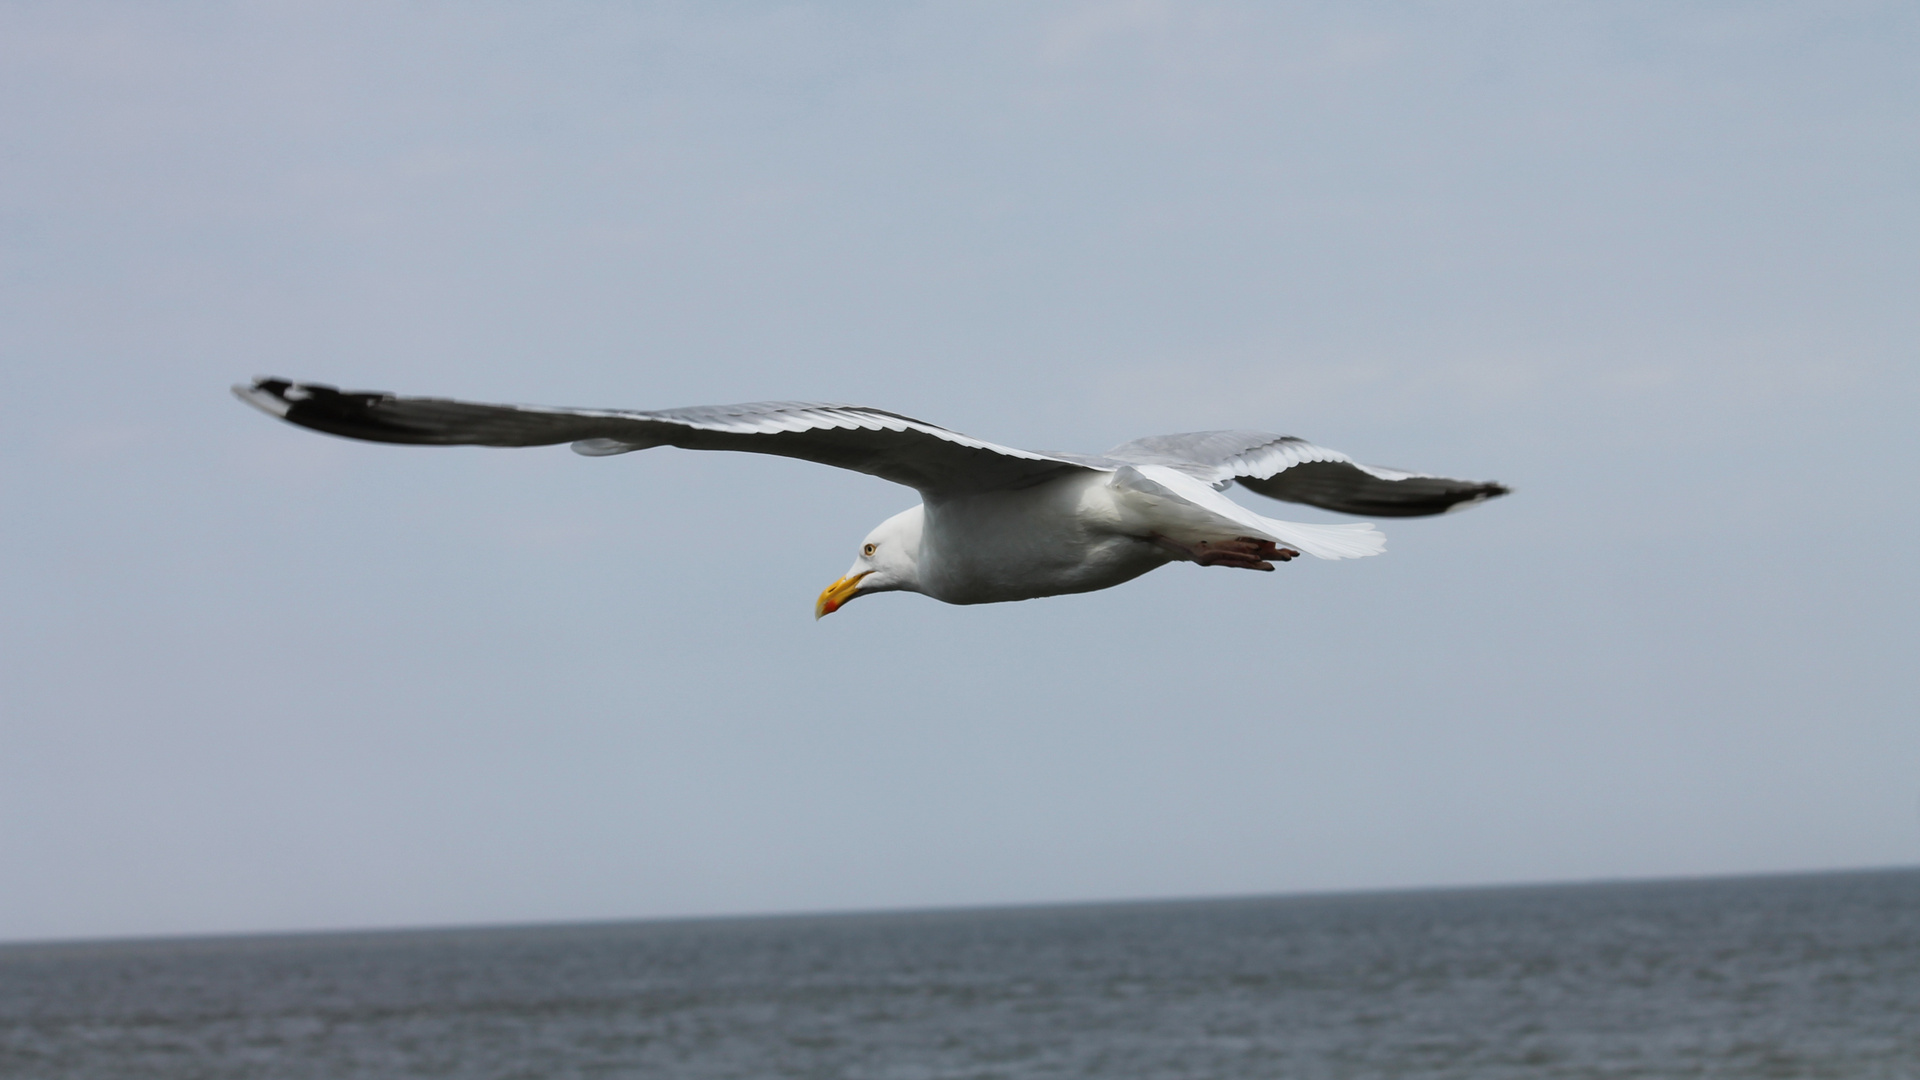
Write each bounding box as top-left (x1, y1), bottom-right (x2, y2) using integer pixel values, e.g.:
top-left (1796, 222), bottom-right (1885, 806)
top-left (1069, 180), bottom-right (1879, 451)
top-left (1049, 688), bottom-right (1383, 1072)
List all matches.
top-left (1109, 465), bottom-right (1386, 560)
top-left (1102, 430), bottom-right (1509, 517)
top-left (234, 378), bottom-right (1092, 495)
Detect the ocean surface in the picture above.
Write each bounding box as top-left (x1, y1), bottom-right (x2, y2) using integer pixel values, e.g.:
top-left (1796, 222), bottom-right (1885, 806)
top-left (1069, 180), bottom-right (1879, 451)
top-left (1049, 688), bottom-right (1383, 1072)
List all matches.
top-left (3, 869), bottom-right (1916, 1079)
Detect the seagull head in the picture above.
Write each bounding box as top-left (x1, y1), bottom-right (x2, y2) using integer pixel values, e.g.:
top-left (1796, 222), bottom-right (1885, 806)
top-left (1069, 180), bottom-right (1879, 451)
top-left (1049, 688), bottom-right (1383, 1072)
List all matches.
top-left (816, 505), bottom-right (924, 618)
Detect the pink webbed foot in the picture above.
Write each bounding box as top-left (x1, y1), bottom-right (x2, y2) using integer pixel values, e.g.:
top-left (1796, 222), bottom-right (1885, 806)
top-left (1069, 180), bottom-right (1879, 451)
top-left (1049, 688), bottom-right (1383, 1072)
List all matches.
top-left (1150, 535), bottom-right (1300, 571)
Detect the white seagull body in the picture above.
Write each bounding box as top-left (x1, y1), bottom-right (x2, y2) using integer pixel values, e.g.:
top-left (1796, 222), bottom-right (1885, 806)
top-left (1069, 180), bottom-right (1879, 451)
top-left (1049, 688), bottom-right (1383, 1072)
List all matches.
top-left (234, 379), bottom-right (1507, 615)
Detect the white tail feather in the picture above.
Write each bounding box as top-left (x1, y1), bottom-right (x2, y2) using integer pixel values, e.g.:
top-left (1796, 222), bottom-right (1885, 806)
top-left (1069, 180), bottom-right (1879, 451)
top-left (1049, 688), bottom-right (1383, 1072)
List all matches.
top-left (1250, 516), bottom-right (1387, 560)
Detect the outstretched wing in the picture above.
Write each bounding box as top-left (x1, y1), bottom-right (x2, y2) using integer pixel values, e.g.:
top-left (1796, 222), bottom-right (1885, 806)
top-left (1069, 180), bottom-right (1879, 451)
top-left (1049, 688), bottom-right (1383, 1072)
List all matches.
top-left (1102, 430), bottom-right (1509, 518)
top-left (234, 378), bottom-right (1092, 495)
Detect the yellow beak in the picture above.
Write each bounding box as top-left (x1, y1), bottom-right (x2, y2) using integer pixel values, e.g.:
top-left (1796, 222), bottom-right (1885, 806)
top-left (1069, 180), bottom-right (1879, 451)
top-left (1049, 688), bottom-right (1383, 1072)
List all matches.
top-left (815, 571), bottom-right (871, 619)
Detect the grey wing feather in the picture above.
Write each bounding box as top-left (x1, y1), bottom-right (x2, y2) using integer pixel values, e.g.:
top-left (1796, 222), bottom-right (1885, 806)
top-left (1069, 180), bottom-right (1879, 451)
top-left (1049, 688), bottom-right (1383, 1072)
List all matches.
top-left (233, 378), bottom-right (1091, 495)
top-left (1103, 430), bottom-right (1508, 517)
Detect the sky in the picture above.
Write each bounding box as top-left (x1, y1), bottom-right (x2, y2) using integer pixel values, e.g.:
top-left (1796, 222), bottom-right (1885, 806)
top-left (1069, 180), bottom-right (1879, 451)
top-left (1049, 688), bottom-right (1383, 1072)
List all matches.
top-left (1, 1), bottom-right (1915, 943)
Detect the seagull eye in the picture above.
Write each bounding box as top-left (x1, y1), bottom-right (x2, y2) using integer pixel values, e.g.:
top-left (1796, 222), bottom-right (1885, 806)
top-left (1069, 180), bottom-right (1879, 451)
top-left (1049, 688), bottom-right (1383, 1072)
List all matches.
top-left (863, 543), bottom-right (877, 557)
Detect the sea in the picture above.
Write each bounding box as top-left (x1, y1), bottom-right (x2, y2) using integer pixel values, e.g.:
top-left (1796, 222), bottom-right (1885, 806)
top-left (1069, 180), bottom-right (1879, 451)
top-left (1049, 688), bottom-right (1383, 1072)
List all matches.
top-left (3, 869), bottom-right (1916, 1079)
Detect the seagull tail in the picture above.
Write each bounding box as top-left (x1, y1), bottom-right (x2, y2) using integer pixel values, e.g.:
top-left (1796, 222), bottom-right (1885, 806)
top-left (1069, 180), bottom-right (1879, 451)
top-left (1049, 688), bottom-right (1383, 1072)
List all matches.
top-left (1252, 518), bottom-right (1387, 561)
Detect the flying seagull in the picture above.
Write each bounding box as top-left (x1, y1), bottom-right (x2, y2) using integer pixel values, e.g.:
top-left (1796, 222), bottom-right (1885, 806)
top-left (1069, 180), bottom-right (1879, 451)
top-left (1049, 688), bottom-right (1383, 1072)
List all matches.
top-left (234, 378), bottom-right (1507, 616)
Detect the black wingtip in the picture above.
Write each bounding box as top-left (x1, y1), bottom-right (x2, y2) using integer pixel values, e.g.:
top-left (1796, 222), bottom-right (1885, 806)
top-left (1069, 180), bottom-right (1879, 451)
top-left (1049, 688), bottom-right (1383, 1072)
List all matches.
top-left (1442, 481), bottom-right (1513, 514)
top-left (232, 377), bottom-right (296, 418)
top-left (232, 377), bottom-right (433, 443)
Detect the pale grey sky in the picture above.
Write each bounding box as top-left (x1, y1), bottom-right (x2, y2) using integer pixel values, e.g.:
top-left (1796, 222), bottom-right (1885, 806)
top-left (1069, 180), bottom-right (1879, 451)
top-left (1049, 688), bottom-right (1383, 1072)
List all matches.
top-left (1, 1), bottom-right (1915, 942)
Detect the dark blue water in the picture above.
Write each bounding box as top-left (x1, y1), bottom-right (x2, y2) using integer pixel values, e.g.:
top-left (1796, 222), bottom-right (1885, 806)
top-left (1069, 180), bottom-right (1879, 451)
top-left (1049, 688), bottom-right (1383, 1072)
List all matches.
top-left (3, 869), bottom-right (1917, 1078)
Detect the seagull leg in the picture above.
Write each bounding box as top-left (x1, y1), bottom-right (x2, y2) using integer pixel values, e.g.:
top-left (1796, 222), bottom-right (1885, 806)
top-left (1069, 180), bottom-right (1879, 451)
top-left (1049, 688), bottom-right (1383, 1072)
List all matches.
top-left (1149, 534), bottom-right (1299, 572)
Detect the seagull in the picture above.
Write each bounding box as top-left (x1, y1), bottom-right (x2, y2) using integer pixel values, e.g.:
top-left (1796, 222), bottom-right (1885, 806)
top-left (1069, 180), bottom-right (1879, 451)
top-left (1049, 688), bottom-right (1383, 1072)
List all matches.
top-left (234, 378), bottom-right (1507, 617)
